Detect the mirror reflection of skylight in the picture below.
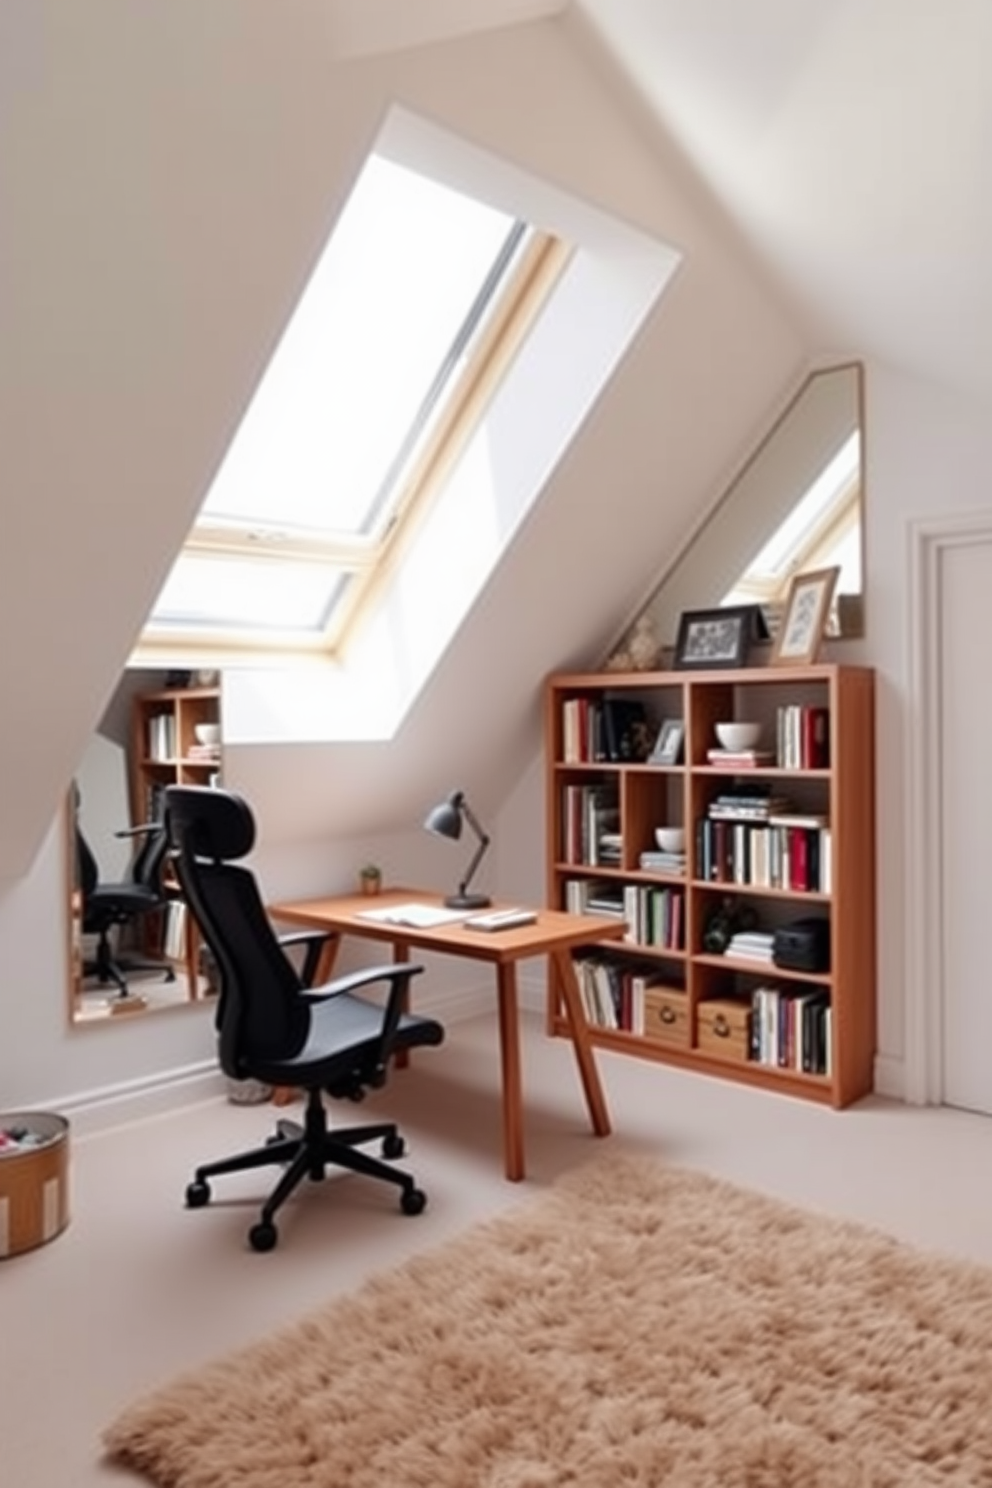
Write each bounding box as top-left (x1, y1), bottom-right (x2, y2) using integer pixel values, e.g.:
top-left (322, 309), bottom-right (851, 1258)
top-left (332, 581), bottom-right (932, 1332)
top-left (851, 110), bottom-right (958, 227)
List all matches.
top-left (198, 156), bottom-right (518, 541)
top-left (740, 432), bottom-right (860, 582)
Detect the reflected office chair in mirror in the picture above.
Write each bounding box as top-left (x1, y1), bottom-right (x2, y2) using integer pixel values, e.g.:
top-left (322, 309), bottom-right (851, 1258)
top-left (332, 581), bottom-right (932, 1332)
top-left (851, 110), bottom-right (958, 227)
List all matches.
top-left (164, 785), bottom-right (444, 1252)
top-left (75, 798), bottom-right (175, 999)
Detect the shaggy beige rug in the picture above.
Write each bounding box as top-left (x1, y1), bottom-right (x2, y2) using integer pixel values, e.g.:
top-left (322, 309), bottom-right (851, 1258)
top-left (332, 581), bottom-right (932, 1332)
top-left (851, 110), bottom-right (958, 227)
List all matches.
top-left (104, 1155), bottom-right (992, 1487)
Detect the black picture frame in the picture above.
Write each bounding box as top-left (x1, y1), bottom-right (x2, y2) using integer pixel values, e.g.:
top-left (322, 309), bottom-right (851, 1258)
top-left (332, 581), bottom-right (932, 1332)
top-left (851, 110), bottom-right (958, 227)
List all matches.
top-left (673, 605), bottom-right (765, 671)
top-left (649, 718), bottom-right (685, 765)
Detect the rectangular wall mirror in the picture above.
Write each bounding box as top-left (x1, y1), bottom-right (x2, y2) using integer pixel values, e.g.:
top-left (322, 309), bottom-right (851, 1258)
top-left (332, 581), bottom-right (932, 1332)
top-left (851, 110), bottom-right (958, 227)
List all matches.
top-left (619, 362), bottom-right (864, 660)
top-left (68, 669), bottom-right (222, 1025)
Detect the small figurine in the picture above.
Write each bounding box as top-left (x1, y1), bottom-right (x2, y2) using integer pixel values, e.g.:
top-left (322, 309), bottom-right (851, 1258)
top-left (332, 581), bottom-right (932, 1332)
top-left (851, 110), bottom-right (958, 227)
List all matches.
top-left (605, 613), bottom-right (661, 672)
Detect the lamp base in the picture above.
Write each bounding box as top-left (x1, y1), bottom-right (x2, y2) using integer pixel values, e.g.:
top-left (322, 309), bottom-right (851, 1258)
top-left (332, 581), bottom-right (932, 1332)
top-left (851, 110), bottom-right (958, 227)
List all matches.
top-left (444, 891), bottom-right (491, 910)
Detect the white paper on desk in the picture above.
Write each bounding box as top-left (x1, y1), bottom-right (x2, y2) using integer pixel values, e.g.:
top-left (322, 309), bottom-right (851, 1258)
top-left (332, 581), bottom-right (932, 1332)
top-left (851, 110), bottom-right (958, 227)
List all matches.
top-left (356, 903), bottom-right (472, 928)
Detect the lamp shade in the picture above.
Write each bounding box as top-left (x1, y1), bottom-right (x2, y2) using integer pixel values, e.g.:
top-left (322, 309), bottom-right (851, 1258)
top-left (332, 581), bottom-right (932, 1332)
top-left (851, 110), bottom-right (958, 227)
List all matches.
top-left (423, 795), bottom-right (463, 841)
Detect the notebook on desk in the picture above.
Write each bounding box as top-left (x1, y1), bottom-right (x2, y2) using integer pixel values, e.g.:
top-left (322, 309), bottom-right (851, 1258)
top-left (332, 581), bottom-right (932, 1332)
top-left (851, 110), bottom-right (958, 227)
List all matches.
top-left (356, 902), bottom-right (472, 929)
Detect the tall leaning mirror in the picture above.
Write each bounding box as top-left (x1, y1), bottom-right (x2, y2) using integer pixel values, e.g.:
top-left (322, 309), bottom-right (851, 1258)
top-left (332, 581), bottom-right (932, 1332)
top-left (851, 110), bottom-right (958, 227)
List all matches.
top-left (614, 362), bottom-right (864, 661)
top-left (69, 668), bottom-right (222, 1024)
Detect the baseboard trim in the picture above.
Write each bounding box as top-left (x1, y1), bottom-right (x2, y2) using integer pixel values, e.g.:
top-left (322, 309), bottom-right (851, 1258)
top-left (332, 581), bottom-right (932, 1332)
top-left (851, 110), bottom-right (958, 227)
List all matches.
top-left (49, 971), bottom-right (550, 1135)
top-left (51, 1063), bottom-right (227, 1137)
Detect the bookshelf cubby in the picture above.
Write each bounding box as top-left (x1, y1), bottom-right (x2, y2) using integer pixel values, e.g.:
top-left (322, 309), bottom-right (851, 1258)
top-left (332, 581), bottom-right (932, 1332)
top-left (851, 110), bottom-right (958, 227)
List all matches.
top-left (545, 663), bottom-right (875, 1107)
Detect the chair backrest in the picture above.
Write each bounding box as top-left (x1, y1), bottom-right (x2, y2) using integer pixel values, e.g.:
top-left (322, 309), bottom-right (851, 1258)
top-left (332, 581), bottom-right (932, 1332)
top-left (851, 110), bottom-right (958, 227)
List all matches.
top-left (164, 786), bottom-right (310, 1079)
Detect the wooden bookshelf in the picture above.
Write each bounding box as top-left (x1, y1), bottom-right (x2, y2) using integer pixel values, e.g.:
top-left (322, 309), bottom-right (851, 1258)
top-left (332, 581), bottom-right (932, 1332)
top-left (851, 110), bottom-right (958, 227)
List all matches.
top-left (545, 663), bottom-right (875, 1108)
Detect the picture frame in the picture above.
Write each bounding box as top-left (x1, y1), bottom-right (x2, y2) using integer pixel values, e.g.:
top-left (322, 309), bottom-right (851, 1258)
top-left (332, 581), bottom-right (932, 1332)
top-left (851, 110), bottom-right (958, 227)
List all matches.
top-left (649, 718), bottom-right (685, 765)
top-left (673, 605), bottom-right (760, 671)
top-left (770, 566), bottom-right (841, 667)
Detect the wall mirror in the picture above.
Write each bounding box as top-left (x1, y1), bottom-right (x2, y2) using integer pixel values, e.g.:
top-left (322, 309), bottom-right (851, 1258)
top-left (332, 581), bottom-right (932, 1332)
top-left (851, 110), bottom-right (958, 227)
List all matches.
top-left (68, 667), bottom-right (222, 1025)
top-left (616, 362), bottom-right (864, 661)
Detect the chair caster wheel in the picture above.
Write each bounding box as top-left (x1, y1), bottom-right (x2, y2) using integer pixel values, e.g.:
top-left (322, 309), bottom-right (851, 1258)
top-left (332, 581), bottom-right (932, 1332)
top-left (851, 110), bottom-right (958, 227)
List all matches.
top-left (401, 1187), bottom-right (427, 1216)
top-left (382, 1133), bottom-right (405, 1160)
top-left (248, 1220), bottom-right (278, 1252)
top-left (186, 1179), bottom-right (211, 1208)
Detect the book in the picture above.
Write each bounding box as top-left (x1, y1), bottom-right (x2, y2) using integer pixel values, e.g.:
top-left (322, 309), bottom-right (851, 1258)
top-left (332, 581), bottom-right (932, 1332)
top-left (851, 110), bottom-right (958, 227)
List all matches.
top-left (706, 748), bottom-right (776, 767)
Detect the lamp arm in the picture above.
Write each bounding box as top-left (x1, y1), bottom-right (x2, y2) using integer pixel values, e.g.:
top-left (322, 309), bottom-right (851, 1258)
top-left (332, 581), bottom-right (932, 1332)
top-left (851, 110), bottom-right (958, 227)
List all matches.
top-left (457, 801), bottom-right (491, 898)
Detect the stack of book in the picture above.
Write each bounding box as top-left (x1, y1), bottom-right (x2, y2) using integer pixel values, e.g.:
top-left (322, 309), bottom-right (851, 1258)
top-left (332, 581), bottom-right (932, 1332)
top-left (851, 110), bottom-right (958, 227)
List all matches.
top-left (726, 929), bottom-right (775, 963)
top-left (638, 848), bottom-right (686, 875)
top-left (706, 746), bottom-right (775, 768)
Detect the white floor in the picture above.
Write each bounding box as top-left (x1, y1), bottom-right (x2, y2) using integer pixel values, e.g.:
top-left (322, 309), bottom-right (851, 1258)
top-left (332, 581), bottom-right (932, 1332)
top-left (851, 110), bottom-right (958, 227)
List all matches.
top-left (4, 1008), bottom-right (992, 1487)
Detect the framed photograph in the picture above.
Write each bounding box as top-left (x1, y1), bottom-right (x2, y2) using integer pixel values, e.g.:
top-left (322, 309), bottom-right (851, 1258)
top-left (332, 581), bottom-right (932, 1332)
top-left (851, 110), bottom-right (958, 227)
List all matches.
top-left (649, 718), bottom-right (685, 765)
top-left (673, 606), bottom-right (756, 671)
top-left (771, 566), bottom-right (840, 667)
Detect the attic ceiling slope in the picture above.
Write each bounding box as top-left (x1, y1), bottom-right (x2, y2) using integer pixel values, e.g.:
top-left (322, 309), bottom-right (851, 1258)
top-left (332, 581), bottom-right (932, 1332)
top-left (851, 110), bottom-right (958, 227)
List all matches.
top-left (322, 0), bottom-right (568, 58)
top-left (575, 0), bottom-right (992, 404)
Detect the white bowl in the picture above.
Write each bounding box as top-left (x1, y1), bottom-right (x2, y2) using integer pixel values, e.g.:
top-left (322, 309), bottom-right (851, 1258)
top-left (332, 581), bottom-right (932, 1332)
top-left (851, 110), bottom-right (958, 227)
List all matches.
top-left (194, 722), bottom-right (221, 747)
top-left (655, 827), bottom-right (686, 854)
top-left (715, 721), bottom-right (761, 752)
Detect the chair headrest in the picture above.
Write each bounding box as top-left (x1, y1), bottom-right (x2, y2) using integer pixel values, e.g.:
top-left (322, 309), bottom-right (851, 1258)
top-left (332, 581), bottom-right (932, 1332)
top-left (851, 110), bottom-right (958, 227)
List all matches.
top-left (165, 787), bottom-right (256, 862)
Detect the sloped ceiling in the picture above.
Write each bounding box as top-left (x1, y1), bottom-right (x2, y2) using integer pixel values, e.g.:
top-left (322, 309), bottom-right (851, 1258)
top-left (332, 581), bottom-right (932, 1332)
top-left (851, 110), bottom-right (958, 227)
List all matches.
top-left (17, 0), bottom-right (943, 875)
top-left (575, 0), bottom-right (992, 403)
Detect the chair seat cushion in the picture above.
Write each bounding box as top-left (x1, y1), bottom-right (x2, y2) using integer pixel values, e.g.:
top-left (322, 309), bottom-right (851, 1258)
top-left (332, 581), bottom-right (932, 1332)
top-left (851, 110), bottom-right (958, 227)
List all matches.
top-left (244, 991), bottom-right (443, 1087)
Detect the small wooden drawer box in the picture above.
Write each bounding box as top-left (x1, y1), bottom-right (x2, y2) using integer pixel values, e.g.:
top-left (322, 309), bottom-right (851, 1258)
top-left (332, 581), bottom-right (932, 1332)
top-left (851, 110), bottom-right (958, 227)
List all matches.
top-left (642, 986), bottom-right (690, 1047)
top-left (697, 999), bottom-right (752, 1062)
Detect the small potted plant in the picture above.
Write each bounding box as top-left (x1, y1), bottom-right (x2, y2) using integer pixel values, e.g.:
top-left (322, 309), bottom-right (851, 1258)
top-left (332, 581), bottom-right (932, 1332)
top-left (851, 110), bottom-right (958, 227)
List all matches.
top-left (359, 863), bottom-right (382, 896)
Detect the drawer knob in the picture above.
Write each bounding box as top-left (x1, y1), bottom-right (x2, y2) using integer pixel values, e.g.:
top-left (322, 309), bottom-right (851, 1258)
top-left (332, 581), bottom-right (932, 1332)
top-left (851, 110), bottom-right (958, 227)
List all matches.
top-left (713, 1014), bottom-right (730, 1037)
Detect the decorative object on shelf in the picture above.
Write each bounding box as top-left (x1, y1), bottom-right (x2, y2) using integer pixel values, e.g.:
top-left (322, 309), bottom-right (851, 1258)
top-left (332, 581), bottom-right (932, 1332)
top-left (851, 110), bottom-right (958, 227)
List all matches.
top-left (714, 721), bottom-right (762, 752)
top-left (604, 613), bottom-right (662, 672)
top-left (771, 566), bottom-right (840, 667)
top-left (358, 863), bottom-right (382, 897)
top-left (701, 896), bottom-right (758, 955)
top-left (423, 790), bottom-right (492, 909)
top-left (193, 722), bottom-right (221, 748)
top-left (673, 604), bottom-right (768, 671)
top-left (654, 827), bottom-right (686, 854)
top-left (649, 717), bottom-right (684, 765)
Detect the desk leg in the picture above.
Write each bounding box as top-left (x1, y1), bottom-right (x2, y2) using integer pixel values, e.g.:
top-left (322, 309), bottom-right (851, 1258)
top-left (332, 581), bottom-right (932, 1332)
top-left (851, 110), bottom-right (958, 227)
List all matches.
top-left (550, 949), bottom-right (611, 1139)
top-left (392, 937), bottom-right (411, 1071)
top-left (496, 963), bottom-right (526, 1182)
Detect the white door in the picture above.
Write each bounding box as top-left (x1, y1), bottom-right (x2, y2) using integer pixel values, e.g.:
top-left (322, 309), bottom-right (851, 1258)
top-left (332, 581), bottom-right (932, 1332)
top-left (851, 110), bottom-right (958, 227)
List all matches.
top-left (939, 537), bottom-right (992, 1112)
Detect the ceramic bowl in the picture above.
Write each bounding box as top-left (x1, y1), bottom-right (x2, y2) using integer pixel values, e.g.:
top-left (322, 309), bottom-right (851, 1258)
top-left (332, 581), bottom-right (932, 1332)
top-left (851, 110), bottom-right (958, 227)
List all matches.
top-left (194, 722), bottom-right (221, 747)
top-left (714, 721), bottom-right (761, 752)
top-left (655, 826), bottom-right (686, 854)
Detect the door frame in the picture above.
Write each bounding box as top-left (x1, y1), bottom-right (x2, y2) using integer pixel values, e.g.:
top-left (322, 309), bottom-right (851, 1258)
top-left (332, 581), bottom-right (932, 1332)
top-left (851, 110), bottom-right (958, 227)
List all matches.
top-left (906, 509), bottom-right (992, 1104)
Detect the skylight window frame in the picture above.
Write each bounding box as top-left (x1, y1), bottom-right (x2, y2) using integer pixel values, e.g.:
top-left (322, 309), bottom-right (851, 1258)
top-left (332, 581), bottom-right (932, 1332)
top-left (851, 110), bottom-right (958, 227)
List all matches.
top-left (136, 208), bottom-right (568, 668)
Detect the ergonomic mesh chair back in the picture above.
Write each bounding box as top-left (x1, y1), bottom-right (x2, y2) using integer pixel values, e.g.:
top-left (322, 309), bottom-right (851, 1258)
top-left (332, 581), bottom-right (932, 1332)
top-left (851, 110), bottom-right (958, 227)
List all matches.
top-left (164, 784), bottom-right (444, 1251)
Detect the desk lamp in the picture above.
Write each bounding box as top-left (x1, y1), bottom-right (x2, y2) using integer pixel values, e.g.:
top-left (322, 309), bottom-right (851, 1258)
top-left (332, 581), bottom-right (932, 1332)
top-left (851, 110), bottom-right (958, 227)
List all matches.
top-left (424, 790), bottom-right (492, 909)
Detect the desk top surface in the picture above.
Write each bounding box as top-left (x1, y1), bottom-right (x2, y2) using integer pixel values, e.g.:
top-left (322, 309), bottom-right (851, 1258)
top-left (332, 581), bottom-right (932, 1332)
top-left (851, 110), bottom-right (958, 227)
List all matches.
top-left (270, 887), bottom-right (626, 963)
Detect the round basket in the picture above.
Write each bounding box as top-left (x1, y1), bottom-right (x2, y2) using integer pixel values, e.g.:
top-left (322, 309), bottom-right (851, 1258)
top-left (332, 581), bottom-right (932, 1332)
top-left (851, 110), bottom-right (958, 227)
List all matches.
top-left (0, 1112), bottom-right (70, 1259)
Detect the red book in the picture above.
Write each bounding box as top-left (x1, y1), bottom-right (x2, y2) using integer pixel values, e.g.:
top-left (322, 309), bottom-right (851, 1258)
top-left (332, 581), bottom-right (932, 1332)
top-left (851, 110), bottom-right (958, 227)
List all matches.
top-left (789, 827), bottom-right (810, 891)
top-left (802, 706), bottom-right (830, 768)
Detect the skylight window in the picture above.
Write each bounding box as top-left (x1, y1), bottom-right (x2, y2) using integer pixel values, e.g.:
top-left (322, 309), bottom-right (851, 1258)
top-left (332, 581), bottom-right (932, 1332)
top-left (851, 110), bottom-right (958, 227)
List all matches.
top-left (143, 153), bottom-right (560, 656)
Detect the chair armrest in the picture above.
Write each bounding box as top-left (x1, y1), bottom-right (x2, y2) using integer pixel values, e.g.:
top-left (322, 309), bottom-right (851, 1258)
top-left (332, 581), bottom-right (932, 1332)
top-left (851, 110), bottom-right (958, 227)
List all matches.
top-left (308, 962), bottom-right (426, 1082)
top-left (276, 929), bottom-right (338, 988)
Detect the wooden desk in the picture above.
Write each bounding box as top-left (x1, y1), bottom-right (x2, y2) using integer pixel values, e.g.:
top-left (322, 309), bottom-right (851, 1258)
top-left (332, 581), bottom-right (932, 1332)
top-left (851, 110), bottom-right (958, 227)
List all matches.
top-left (269, 889), bottom-right (626, 1181)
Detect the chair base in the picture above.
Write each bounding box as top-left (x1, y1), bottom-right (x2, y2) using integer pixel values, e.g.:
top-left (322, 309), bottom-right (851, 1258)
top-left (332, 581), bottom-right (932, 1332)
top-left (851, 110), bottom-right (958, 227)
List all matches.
top-left (85, 929), bottom-right (176, 997)
top-left (185, 1088), bottom-right (427, 1251)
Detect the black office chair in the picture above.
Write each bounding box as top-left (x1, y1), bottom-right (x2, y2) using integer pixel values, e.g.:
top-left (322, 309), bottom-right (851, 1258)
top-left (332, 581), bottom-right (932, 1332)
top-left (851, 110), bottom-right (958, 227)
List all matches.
top-left (76, 812), bottom-right (175, 997)
top-left (164, 784), bottom-right (444, 1252)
